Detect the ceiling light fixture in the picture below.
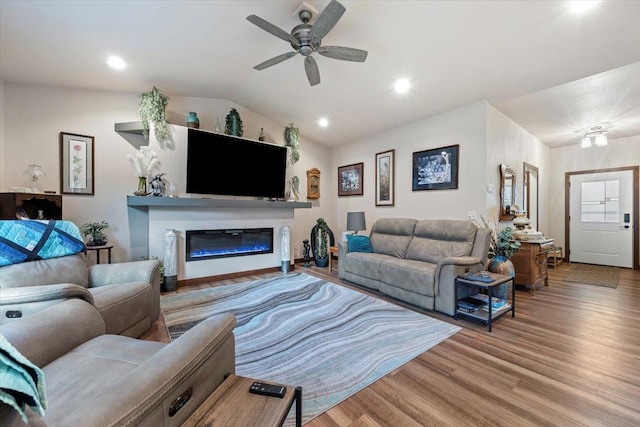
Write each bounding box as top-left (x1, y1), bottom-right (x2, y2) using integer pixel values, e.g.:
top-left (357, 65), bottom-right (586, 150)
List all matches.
top-left (318, 117), bottom-right (329, 128)
top-left (569, 1), bottom-right (599, 13)
top-left (107, 56), bottom-right (126, 70)
top-left (394, 78), bottom-right (410, 94)
top-left (580, 124), bottom-right (610, 148)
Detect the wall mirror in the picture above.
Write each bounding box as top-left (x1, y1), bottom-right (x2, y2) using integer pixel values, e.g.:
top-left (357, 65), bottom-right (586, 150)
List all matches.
top-left (499, 164), bottom-right (516, 221)
top-left (523, 162), bottom-right (539, 231)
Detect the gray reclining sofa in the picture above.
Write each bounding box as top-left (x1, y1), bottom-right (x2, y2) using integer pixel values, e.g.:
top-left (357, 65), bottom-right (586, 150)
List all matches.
top-left (338, 218), bottom-right (491, 315)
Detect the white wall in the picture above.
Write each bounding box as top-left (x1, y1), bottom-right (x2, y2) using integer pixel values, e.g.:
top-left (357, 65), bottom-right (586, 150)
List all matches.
top-left (547, 135), bottom-right (640, 256)
top-left (486, 105), bottom-right (550, 234)
top-left (331, 101), bottom-right (489, 235)
top-left (1, 82), bottom-right (334, 264)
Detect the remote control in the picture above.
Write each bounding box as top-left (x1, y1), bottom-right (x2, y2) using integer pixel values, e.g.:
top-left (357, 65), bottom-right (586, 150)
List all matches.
top-left (249, 381), bottom-right (286, 398)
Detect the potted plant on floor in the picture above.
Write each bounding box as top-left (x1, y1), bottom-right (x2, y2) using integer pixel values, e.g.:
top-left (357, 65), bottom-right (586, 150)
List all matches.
top-left (80, 221), bottom-right (110, 246)
top-left (310, 218), bottom-right (335, 268)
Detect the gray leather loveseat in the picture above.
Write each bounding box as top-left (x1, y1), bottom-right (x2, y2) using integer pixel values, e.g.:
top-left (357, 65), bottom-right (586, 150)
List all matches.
top-left (338, 218), bottom-right (491, 315)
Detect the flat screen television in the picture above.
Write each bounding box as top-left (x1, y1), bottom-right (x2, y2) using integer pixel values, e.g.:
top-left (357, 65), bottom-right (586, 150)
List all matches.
top-left (186, 128), bottom-right (287, 199)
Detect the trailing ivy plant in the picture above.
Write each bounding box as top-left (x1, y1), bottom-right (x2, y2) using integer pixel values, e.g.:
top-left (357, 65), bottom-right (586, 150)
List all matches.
top-left (283, 123), bottom-right (300, 164)
top-left (139, 86), bottom-right (170, 143)
top-left (224, 108), bottom-right (244, 137)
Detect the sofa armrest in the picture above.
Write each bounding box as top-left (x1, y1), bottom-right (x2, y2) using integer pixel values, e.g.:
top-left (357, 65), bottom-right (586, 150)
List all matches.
top-left (89, 259), bottom-right (160, 287)
top-left (65, 313), bottom-right (238, 426)
top-left (338, 240), bottom-right (349, 257)
top-left (0, 283), bottom-right (94, 306)
top-left (434, 256), bottom-right (484, 316)
top-left (1, 299), bottom-right (105, 368)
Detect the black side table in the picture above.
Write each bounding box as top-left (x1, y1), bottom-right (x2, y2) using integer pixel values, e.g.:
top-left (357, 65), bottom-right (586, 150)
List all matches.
top-left (455, 273), bottom-right (515, 332)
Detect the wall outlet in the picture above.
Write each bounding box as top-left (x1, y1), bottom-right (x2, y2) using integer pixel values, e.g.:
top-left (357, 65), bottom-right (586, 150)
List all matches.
top-left (467, 211), bottom-right (477, 220)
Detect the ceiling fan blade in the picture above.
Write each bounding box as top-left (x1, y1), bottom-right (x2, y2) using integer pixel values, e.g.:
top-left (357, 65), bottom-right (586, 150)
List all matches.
top-left (254, 52), bottom-right (298, 70)
top-left (246, 14), bottom-right (298, 45)
top-left (309, 0), bottom-right (346, 42)
top-left (318, 46), bottom-right (368, 62)
top-left (305, 56), bottom-right (320, 86)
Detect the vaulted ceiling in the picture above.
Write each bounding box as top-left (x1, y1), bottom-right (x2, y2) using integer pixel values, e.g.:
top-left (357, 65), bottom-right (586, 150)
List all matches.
top-left (1, 1), bottom-right (639, 147)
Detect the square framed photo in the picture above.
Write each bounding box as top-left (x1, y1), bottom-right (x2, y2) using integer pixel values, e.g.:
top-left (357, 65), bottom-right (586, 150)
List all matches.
top-left (412, 144), bottom-right (459, 191)
top-left (338, 162), bottom-right (364, 196)
top-left (60, 132), bottom-right (95, 195)
top-left (375, 149), bottom-right (395, 206)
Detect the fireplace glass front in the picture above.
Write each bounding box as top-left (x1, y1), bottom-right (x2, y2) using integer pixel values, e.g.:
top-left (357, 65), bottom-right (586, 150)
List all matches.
top-left (186, 228), bottom-right (274, 261)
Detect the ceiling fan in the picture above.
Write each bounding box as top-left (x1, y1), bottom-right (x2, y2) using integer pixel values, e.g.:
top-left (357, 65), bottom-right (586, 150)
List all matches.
top-left (246, 0), bottom-right (368, 86)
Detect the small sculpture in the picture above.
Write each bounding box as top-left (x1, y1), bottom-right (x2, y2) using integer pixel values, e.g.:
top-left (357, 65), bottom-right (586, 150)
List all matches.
top-left (150, 173), bottom-right (166, 197)
top-left (302, 239), bottom-right (311, 267)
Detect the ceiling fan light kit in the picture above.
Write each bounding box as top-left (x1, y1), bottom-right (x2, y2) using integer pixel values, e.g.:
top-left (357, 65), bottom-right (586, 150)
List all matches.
top-left (247, 0), bottom-right (368, 86)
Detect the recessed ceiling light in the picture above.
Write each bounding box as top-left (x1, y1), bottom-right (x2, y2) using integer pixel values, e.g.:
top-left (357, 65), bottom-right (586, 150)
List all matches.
top-left (394, 78), bottom-right (410, 94)
top-left (318, 117), bottom-right (329, 128)
top-left (569, 1), bottom-right (599, 13)
top-left (107, 56), bottom-right (126, 70)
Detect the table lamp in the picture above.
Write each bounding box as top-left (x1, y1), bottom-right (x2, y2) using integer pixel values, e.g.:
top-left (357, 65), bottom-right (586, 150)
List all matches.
top-left (347, 212), bottom-right (366, 235)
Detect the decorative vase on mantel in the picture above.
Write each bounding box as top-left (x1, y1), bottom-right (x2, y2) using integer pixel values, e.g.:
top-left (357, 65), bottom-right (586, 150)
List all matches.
top-left (186, 112), bottom-right (200, 129)
top-left (487, 255), bottom-right (514, 300)
top-left (134, 176), bottom-right (149, 196)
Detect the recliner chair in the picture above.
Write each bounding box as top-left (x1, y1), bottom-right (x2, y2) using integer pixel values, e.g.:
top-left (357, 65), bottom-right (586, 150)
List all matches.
top-left (0, 220), bottom-right (160, 338)
top-left (0, 298), bottom-right (236, 426)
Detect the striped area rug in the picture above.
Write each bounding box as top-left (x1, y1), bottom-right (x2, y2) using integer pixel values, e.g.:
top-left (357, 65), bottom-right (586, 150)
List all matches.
top-left (161, 273), bottom-right (460, 425)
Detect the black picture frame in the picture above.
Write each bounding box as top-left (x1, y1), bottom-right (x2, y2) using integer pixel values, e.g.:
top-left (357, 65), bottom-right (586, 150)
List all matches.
top-left (412, 144), bottom-right (459, 191)
top-left (338, 162), bottom-right (364, 196)
top-left (60, 132), bottom-right (95, 195)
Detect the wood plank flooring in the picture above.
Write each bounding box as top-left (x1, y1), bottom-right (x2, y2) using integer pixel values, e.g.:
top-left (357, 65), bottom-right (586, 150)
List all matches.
top-left (142, 263), bottom-right (640, 426)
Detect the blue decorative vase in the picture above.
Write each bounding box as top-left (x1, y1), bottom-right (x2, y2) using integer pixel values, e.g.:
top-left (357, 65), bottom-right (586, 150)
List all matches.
top-left (487, 255), bottom-right (514, 300)
top-left (186, 112), bottom-right (200, 129)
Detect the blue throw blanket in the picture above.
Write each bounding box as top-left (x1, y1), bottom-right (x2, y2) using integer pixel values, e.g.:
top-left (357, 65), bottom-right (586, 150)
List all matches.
top-left (0, 335), bottom-right (47, 423)
top-left (0, 220), bottom-right (86, 267)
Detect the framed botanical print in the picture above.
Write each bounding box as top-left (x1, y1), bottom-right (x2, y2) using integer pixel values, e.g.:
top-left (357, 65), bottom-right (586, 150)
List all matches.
top-left (375, 149), bottom-right (395, 206)
top-left (338, 162), bottom-right (364, 196)
top-left (306, 168), bottom-right (320, 199)
top-left (60, 132), bottom-right (95, 195)
top-left (412, 144), bottom-right (459, 191)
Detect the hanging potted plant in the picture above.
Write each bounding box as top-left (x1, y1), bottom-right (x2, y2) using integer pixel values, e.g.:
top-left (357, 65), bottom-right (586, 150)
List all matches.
top-left (80, 221), bottom-right (110, 246)
top-left (310, 218), bottom-right (335, 268)
top-left (283, 123), bottom-right (300, 164)
top-left (139, 86), bottom-right (170, 143)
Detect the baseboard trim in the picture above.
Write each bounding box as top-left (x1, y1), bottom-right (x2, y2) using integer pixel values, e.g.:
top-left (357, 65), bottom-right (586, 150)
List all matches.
top-left (177, 264), bottom-right (296, 287)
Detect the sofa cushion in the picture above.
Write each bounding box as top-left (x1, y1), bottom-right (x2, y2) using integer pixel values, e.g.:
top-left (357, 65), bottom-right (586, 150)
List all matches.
top-left (342, 252), bottom-right (388, 281)
top-left (369, 218), bottom-right (417, 258)
top-left (406, 220), bottom-right (477, 264)
top-left (379, 258), bottom-right (437, 297)
top-left (347, 234), bottom-right (373, 253)
top-left (0, 253), bottom-right (89, 289)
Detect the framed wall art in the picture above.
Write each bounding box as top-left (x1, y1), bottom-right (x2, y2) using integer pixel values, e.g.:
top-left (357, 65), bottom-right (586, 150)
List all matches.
top-left (412, 144), bottom-right (459, 191)
top-left (338, 162), bottom-right (364, 196)
top-left (306, 167), bottom-right (320, 199)
top-left (375, 149), bottom-right (395, 206)
top-left (60, 132), bottom-right (95, 195)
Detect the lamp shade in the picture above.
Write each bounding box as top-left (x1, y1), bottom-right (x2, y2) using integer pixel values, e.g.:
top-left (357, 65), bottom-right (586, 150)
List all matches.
top-left (347, 211), bottom-right (366, 233)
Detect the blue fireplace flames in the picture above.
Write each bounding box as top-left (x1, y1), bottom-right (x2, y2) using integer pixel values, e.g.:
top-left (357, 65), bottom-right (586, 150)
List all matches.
top-left (186, 228), bottom-right (274, 261)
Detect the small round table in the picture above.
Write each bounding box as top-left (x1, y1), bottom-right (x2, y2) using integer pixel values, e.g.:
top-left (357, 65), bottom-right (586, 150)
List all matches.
top-left (86, 244), bottom-right (113, 264)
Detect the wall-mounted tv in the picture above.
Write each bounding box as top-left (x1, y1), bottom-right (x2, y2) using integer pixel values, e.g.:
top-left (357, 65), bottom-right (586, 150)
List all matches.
top-left (186, 128), bottom-right (287, 199)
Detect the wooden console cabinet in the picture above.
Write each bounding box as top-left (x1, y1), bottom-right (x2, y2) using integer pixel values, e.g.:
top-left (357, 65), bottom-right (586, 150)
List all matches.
top-left (511, 239), bottom-right (554, 295)
top-left (0, 192), bottom-right (63, 220)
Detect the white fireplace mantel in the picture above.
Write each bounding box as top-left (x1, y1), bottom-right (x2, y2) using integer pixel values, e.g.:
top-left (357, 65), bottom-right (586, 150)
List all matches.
top-left (127, 196), bottom-right (311, 262)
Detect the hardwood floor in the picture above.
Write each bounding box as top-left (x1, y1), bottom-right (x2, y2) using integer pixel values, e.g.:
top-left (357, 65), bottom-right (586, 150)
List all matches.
top-left (143, 263), bottom-right (640, 426)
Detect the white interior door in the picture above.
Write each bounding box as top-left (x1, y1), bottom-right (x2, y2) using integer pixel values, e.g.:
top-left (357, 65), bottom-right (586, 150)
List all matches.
top-left (569, 171), bottom-right (633, 267)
